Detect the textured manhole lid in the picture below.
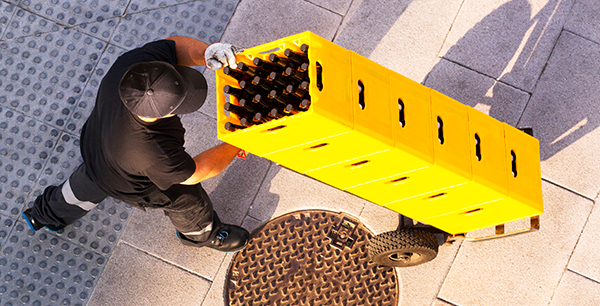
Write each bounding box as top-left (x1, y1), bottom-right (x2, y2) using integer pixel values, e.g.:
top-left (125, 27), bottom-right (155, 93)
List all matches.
top-left (227, 210), bottom-right (399, 306)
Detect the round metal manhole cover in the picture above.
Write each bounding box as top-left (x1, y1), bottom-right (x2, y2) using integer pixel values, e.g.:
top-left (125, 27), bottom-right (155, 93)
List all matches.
top-left (226, 210), bottom-right (399, 306)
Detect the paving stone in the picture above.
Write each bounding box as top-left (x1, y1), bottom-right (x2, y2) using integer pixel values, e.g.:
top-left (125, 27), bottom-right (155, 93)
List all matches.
top-left (550, 271), bottom-right (600, 306)
top-left (564, 0), bottom-right (600, 44)
top-left (518, 31), bottom-right (600, 198)
top-left (438, 182), bottom-right (593, 306)
top-left (0, 221), bottom-right (107, 306)
top-left (201, 253), bottom-right (234, 306)
top-left (567, 199), bottom-right (600, 282)
top-left (66, 43), bottom-right (127, 136)
top-left (121, 208), bottom-right (227, 280)
top-left (397, 240), bottom-right (461, 306)
top-left (306, 0), bottom-right (352, 15)
top-left (199, 67), bottom-right (217, 120)
top-left (424, 58), bottom-right (530, 126)
top-left (112, 0), bottom-right (239, 49)
top-left (440, 0), bottom-right (575, 92)
top-left (0, 214), bottom-right (15, 247)
top-left (433, 299), bottom-right (456, 306)
top-left (241, 215), bottom-right (263, 234)
top-left (88, 242), bottom-right (211, 306)
top-left (0, 30), bottom-right (105, 131)
top-left (220, 0), bottom-right (341, 49)
top-left (0, 108), bottom-right (60, 218)
top-left (358, 200), bottom-right (400, 234)
top-left (18, 0), bottom-right (128, 28)
top-left (3, 8), bottom-right (63, 40)
top-left (338, 0), bottom-right (463, 82)
top-left (248, 166), bottom-right (368, 223)
top-left (0, 1), bottom-right (17, 40)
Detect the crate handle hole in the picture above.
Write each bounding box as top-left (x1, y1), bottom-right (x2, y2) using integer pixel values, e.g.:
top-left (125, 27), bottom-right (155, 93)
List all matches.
top-left (390, 177), bottom-right (409, 184)
top-left (349, 160), bottom-right (370, 167)
top-left (264, 125), bottom-right (287, 133)
top-left (316, 62), bottom-right (323, 91)
top-left (511, 150), bottom-right (517, 177)
top-left (358, 80), bottom-right (365, 110)
top-left (398, 99), bottom-right (405, 127)
top-left (426, 192), bottom-right (447, 200)
top-left (475, 133), bottom-right (482, 161)
top-left (437, 116), bottom-right (444, 144)
top-left (460, 208), bottom-right (483, 215)
top-left (308, 143), bottom-right (329, 150)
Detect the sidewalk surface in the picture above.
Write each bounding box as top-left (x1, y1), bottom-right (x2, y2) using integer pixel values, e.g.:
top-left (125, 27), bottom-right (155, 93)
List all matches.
top-left (0, 0), bottom-right (599, 305)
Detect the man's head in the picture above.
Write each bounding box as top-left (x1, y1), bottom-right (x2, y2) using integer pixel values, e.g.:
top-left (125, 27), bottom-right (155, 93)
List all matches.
top-left (119, 61), bottom-right (208, 118)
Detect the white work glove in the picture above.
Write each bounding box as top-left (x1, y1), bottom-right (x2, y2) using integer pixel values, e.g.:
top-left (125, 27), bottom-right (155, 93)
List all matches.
top-left (204, 43), bottom-right (243, 70)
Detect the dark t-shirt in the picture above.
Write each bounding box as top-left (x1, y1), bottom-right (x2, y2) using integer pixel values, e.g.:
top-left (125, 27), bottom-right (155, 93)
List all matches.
top-left (80, 40), bottom-right (196, 203)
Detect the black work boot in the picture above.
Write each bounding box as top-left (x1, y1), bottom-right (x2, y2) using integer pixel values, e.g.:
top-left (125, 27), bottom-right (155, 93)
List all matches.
top-left (22, 209), bottom-right (65, 232)
top-left (177, 224), bottom-right (249, 252)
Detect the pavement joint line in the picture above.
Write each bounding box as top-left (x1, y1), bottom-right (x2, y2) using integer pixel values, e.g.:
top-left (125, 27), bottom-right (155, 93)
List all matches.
top-left (562, 28), bottom-right (600, 47)
top-left (332, 0), bottom-right (356, 42)
top-left (119, 240), bottom-right (215, 282)
top-left (436, 296), bottom-right (460, 306)
top-left (435, 0), bottom-right (467, 60)
top-left (438, 57), bottom-right (533, 96)
top-left (430, 241), bottom-right (464, 306)
top-left (567, 268), bottom-right (600, 285)
top-left (199, 252), bottom-right (230, 306)
top-left (302, 0), bottom-right (343, 17)
top-left (541, 177), bottom-right (594, 201)
top-left (241, 161), bottom-right (273, 225)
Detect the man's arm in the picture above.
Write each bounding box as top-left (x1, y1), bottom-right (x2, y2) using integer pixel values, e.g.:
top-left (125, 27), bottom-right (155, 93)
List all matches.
top-left (166, 36), bottom-right (209, 67)
top-left (180, 143), bottom-right (241, 185)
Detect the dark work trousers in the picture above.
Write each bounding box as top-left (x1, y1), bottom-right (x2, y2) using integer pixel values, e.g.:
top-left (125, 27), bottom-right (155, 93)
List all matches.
top-left (31, 163), bottom-right (217, 243)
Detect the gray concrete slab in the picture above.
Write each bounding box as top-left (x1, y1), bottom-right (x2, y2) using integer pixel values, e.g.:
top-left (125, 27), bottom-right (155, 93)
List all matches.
top-left (550, 271), bottom-right (600, 306)
top-left (358, 200), bottom-right (400, 234)
top-left (306, 0), bottom-right (351, 15)
top-left (564, 0), bottom-right (600, 45)
top-left (120, 208), bottom-right (227, 280)
top-left (518, 31), bottom-right (600, 199)
top-left (440, 0), bottom-right (575, 92)
top-left (88, 242), bottom-right (212, 306)
top-left (398, 241), bottom-right (462, 306)
top-left (198, 67), bottom-right (218, 120)
top-left (220, 0), bottom-right (342, 49)
top-left (424, 58), bottom-right (531, 126)
top-left (333, 0), bottom-right (414, 59)
top-left (438, 182), bottom-right (593, 306)
top-left (567, 199), bottom-right (600, 282)
top-left (367, 0), bottom-right (464, 82)
top-left (200, 253), bottom-right (234, 306)
top-left (248, 166), bottom-right (368, 222)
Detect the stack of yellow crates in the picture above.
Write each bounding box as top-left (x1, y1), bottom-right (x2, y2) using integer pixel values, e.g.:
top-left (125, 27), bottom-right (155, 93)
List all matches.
top-left (215, 31), bottom-right (543, 235)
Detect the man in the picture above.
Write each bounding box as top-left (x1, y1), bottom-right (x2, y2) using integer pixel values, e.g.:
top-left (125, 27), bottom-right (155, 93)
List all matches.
top-left (23, 37), bottom-right (250, 252)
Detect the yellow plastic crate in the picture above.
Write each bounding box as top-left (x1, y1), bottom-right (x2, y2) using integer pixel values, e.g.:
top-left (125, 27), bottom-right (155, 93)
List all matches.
top-left (215, 31), bottom-right (543, 235)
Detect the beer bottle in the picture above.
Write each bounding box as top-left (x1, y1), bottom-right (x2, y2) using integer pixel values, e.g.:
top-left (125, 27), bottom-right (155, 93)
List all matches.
top-left (299, 80), bottom-right (310, 91)
top-left (225, 122), bottom-right (245, 131)
top-left (251, 94), bottom-right (273, 108)
top-left (238, 62), bottom-right (268, 78)
top-left (285, 99), bottom-right (311, 114)
top-left (253, 58), bottom-right (283, 73)
top-left (239, 80), bottom-right (268, 97)
top-left (284, 48), bottom-right (308, 65)
top-left (224, 102), bottom-right (255, 119)
top-left (269, 104), bottom-right (289, 119)
top-left (298, 62), bottom-right (309, 73)
top-left (300, 43), bottom-right (309, 53)
top-left (270, 89), bottom-right (300, 106)
top-left (223, 67), bottom-right (248, 82)
top-left (237, 98), bottom-right (263, 113)
top-left (269, 53), bottom-right (293, 69)
top-left (283, 67), bottom-right (306, 84)
top-left (239, 117), bottom-right (254, 127)
top-left (223, 85), bottom-right (246, 100)
top-left (251, 75), bottom-right (278, 92)
top-left (253, 112), bottom-right (271, 123)
top-left (285, 84), bottom-right (309, 99)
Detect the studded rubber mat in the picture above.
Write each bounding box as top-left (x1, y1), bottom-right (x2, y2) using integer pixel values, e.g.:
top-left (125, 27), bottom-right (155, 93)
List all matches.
top-left (227, 210), bottom-right (399, 306)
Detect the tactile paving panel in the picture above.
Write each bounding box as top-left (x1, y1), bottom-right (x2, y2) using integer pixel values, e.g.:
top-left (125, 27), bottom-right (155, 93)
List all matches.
top-left (0, 1), bottom-right (17, 40)
top-left (18, 0), bottom-right (128, 28)
top-left (111, 0), bottom-right (239, 49)
top-left (66, 43), bottom-right (127, 135)
top-left (2, 7), bottom-right (62, 40)
top-left (75, 16), bottom-right (121, 42)
top-left (28, 131), bottom-right (134, 256)
top-left (0, 30), bottom-right (105, 131)
top-left (0, 221), bottom-right (106, 305)
top-left (227, 210), bottom-right (399, 306)
top-left (127, 0), bottom-right (188, 14)
top-left (0, 106), bottom-right (60, 218)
